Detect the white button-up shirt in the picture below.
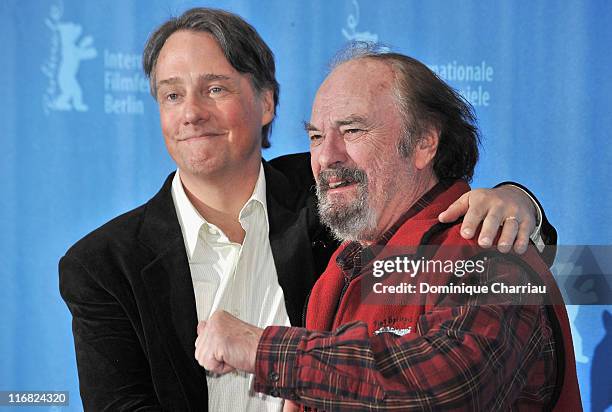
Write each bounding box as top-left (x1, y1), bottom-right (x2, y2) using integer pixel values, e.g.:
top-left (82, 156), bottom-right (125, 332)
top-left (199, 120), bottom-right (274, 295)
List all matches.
top-left (171, 166), bottom-right (290, 412)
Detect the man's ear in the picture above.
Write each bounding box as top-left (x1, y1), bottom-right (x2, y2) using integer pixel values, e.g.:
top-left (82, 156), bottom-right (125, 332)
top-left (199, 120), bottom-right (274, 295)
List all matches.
top-left (414, 128), bottom-right (439, 170)
top-left (260, 89), bottom-right (275, 127)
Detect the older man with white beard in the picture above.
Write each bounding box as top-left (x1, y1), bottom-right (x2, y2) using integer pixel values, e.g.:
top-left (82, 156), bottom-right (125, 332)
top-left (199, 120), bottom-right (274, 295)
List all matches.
top-left (194, 45), bottom-right (581, 411)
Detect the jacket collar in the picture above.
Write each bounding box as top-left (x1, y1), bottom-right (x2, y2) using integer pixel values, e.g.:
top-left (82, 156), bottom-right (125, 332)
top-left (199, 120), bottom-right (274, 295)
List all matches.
top-left (138, 172), bottom-right (183, 255)
top-left (137, 172), bottom-right (207, 402)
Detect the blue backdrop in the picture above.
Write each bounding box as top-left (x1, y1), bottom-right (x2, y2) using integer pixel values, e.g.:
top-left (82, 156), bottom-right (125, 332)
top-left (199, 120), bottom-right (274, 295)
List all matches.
top-left (1, 1), bottom-right (610, 410)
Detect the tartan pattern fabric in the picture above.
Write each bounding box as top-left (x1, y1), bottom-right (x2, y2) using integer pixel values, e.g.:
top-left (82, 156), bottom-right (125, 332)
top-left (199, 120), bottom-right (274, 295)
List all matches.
top-left (254, 279), bottom-right (557, 411)
top-left (253, 181), bottom-right (559, 411)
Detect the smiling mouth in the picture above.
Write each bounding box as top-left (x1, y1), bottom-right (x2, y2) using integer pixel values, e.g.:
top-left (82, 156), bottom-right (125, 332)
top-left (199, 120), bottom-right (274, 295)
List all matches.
top-left (318, 167), bottom-right (367, 194)
top-left (328, 180), bottom-right (356, 189)
top-left (181, 133), bottom-right (224, 141)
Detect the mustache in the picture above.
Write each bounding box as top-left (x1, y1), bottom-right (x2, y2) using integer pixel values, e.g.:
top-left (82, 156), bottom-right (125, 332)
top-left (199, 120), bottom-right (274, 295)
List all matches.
top-left (317, 167), bottom-right (367, 192)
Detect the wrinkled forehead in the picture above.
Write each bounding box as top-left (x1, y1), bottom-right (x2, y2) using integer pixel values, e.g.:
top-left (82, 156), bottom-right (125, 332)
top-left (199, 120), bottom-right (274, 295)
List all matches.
top-left (311, 59), bottom-right (397, 123)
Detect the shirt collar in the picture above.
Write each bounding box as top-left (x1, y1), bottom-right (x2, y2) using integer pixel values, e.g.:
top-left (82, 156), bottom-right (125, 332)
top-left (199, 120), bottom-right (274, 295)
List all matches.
top-left (171, 164), bottom-right (268, 260)
top-left (239, 164), bottom-right (269, 226)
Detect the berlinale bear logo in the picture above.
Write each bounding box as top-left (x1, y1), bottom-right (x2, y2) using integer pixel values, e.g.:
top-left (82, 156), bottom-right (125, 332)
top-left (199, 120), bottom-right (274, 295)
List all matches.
top-left (42, 3), bottom-right (97, 113)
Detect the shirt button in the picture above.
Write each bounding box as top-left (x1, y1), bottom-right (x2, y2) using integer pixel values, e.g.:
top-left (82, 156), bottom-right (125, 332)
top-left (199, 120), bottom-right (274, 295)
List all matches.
top-left (231, 309), bottom-right (240, 317)
top-left (269, 371), bottom-right (280, 382)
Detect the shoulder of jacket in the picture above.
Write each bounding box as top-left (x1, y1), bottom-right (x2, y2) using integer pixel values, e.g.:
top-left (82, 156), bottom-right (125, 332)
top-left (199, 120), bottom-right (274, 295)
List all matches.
top-left (63, 202), bottom-right (148, 261)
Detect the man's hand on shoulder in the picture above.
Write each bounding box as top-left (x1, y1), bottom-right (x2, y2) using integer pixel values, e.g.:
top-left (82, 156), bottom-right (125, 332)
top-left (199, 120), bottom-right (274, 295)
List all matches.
top-left (438, 185), bottom-right (537, 254)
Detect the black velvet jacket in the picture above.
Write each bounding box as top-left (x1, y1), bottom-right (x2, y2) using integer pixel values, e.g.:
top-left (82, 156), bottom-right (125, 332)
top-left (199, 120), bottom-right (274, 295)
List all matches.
top-left (59, 153), bottom-right (337, 411)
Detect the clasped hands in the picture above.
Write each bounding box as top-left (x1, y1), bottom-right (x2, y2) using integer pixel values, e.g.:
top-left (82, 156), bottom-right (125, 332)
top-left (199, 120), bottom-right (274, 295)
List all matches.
top-left (195, 310), bottom-right (262, 375)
